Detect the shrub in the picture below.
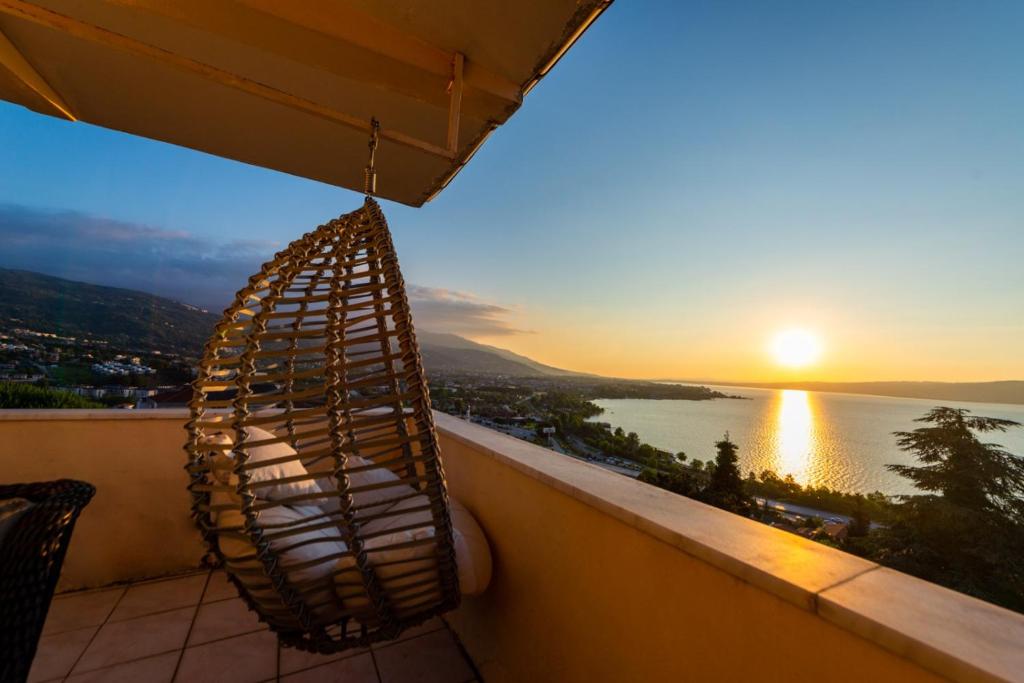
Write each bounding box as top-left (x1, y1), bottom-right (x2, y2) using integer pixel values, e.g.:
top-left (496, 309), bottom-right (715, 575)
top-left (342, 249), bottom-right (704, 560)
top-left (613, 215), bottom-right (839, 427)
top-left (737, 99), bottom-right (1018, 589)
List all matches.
top-left (0, 382), bottom-right (104, 409)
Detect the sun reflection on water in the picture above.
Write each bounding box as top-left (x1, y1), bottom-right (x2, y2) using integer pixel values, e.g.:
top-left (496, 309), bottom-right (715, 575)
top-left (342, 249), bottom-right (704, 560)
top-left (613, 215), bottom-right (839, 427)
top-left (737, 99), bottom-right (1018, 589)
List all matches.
top-left (775, 389), bottom-right (814, 484)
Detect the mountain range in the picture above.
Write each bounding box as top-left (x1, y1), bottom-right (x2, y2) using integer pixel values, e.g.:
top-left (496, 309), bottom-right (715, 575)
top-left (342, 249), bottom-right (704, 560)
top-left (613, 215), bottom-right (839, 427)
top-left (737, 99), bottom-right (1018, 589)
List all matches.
top-left (0, 268), bottom-right (581, 375)
top-left (0, 268), bottom-right (220, 355)
top-left (416, 331), bottom-right (585, 377)
top-left (2, 268), bottom-right (1020, 404)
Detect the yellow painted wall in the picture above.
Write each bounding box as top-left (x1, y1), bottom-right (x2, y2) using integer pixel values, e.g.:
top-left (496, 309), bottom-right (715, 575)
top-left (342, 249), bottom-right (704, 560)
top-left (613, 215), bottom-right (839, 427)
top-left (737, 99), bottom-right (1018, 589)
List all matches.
top-left (0, 413), bottom-right (205, 591)
top-left (439, 432), bottom-right (945, 683)
top-left (0, 412), bottom-right (962, 681)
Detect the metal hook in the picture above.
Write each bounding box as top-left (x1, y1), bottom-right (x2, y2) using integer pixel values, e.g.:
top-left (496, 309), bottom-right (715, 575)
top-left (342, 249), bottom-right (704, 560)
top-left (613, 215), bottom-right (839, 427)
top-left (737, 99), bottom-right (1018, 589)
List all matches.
top-left (364, 118), bottom-right (380, 197)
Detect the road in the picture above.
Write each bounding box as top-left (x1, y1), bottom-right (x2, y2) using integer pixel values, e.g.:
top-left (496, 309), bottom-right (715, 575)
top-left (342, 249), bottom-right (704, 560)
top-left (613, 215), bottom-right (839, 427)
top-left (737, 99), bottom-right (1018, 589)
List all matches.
top-left (755, 498), bottom-right (851, 524)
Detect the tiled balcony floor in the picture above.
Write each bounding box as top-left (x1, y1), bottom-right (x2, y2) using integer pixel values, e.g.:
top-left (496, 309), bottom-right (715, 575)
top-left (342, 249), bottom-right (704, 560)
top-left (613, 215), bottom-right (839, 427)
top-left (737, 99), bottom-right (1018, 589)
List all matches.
top-left (29, 569), bottom-right (479, 683)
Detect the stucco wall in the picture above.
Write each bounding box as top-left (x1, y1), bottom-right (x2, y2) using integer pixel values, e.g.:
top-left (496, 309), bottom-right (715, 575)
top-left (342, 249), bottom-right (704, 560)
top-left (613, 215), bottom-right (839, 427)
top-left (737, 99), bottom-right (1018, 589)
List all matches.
top-left (0, 410), bottom-right (1019, 682)
top-left (437, 416), bottom-right (943, 683)
top-left (0, 411), bottom-right (205, 591)
top-left (433, 413), bottom-right (1024, 683)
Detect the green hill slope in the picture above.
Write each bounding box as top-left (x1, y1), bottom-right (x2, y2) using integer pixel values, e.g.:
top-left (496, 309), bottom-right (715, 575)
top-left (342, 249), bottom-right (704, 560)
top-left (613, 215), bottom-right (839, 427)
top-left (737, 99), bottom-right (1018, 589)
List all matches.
top-left (0, 268), bottom-right (220, 355)
top-left (0, 269), bottom-right (581, 373)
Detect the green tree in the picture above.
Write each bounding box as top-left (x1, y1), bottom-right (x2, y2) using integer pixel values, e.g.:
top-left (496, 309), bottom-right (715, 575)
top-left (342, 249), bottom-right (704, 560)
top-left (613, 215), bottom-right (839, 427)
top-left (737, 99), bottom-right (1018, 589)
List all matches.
top-left (702, 433), bottom-right (752, 515)
top-left (853, 407), bottom-right (1024, 612)
top-left (626, 431), bottom-right (641, 454)
top-left (0, 382), bottom-right (102, 409)
top-left (889, 407), bottom-right (1024, 516)
top-left (848, 494), bottom-right (870, 538)
top-left (802, 515), bottom-right (823, 529)
top-left (639, 466), bottom-right (700, 497)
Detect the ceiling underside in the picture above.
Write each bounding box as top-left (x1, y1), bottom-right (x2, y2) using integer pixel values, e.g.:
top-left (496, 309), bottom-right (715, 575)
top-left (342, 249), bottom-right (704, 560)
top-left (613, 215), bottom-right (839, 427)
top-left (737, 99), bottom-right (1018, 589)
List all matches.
top-left (0, 0), bottom-right (610, 206)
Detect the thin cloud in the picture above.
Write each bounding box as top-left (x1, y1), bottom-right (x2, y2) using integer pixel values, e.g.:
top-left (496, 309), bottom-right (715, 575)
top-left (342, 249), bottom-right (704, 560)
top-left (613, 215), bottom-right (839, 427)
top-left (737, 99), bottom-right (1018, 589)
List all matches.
top-left (0, 203), bottom-right (274, 309)
top-left (407, 285), bottom-right (531, 337)
top-left (215, 239), bottom-right (281, 260)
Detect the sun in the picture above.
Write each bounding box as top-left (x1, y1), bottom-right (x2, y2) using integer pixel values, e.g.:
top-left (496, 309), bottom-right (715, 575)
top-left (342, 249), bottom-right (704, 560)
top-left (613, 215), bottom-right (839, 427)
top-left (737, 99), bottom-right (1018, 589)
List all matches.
top-left (771, 329), bottom-right (822, 368)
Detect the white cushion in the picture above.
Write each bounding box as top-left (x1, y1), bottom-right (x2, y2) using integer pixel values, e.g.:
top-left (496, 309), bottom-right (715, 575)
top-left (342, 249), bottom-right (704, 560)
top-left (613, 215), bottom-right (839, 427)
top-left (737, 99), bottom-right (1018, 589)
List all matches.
top-left (200, 426), bottom-right (493, 613)
top-left (334, 524), bottom-right (436, 616)
top-left (318, 455), bottom-right (416, 515)
top-left (217, 504), bottom-right (344, 582)
top-left (333, 494), bottom-right (491, 608)
top-left (449, 498), bottom-right (492, 597)
top-left (362, 490), bottom-right (434, 533)
top-left (215, 503), bottom-right (347, 618)
top-left (202, 427), bottom-right (323, 503)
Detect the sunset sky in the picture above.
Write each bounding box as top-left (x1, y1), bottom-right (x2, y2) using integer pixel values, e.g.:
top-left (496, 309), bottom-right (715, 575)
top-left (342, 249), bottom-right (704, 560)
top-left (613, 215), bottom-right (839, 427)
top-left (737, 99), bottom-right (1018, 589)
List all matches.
top-left (1, 1), bottom-right (1021, 382)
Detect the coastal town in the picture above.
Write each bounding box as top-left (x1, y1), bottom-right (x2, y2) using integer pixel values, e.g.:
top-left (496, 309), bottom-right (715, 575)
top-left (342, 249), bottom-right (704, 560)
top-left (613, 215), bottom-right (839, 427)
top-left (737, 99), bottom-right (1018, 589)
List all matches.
top-left (0, 323), bottom-right (192, 405)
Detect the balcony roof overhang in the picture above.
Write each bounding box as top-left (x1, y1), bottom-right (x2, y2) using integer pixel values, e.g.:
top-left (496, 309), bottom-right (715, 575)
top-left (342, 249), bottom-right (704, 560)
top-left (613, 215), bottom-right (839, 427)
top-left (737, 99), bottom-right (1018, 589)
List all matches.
top-left (0, 0), bottom-right (610, 206)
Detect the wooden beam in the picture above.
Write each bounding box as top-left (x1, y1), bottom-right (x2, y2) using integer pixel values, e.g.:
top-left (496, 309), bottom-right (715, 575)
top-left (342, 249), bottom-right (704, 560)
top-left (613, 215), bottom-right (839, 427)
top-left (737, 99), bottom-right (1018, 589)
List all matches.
top-left (446, 52), bottom-right (464, 155)
top-left (427, 123), bottom-right (497, 204)
top-left (234, 0), bottom-right (521, 106)
top-left (523, 0), bottom-right (611, 96)
top-left (0, 0), bottom-right (455, 159)
top-left (104, 0), bottom-right (521, 116)
top-left (0, 24), bottom-right (73, 119)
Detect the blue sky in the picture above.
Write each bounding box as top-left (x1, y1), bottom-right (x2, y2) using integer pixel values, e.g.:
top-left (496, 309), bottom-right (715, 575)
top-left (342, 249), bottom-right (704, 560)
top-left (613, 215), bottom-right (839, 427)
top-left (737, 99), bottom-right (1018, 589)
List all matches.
top-left (1, 1), bottom-right (1021, 380)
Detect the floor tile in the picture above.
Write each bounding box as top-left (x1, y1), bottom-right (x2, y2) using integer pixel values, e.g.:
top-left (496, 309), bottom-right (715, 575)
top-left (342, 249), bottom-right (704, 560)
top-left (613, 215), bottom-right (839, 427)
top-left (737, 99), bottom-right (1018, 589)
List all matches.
top-left (279, 644), bottom-right (367, 676)
top-left (203, 570), bottom-right (241, 603)
top-left (188, 598), bottom-right (266, 646)
top-left (375, 629), bottom-right (474, 683)
top-left (44, 587), bottom-right (125, 636)
top-left (377, 617), bottom-right (446, 646)
top-left (65, 651), bottom-right (179, 683)
top-left (281, 652), bottom-right (377, 682)
top-left (27, 626), bottom-right (97, 682)
top-left (109, 573), bottom-right (208, 622)
top-left (74, 606), bottom-right (193, 673)
top-left (175, 629), bottom-right (279, 683)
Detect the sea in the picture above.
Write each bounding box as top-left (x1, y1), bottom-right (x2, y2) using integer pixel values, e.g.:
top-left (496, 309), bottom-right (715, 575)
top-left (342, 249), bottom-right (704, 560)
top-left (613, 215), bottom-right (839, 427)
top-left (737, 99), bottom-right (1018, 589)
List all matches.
top-left (590, 386), bottom-right (1024, 496)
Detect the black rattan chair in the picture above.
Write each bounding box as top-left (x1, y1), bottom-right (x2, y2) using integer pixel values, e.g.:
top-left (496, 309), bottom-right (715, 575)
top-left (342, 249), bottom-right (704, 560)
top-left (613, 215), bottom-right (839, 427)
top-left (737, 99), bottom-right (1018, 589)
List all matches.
top-left (0, 480), bottom-right (95, 683)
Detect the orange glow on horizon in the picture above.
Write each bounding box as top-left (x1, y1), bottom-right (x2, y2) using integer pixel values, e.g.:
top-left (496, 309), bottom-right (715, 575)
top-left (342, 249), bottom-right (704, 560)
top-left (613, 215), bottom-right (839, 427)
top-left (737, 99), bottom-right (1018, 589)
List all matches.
top-left (468, 311), bottom-right (1021, 384)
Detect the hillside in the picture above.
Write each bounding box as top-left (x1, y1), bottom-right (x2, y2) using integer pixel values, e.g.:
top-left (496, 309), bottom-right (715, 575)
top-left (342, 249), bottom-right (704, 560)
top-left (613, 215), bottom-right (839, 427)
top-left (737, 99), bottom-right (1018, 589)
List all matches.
top-left (0, 269), bottom-right (584, 374)
top-left (417, 331), bottom-right (583, 377)
top-left (0, 268), bottom-right (220, 356)
top-left (10, 269), bottom-right (1016, 404)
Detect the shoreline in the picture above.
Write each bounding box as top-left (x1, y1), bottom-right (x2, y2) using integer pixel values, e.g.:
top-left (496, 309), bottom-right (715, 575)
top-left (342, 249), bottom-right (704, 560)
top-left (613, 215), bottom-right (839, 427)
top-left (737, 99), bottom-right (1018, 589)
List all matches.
top-left (659, 379), bottom-right (1024, 407)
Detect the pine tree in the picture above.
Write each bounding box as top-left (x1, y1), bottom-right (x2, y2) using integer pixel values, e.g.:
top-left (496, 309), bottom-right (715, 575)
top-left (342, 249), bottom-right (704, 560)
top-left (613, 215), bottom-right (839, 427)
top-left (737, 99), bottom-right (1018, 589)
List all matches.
top-left (848, 495), bottom-right (870, 538)
top-left (853, 407), bottom-right (1024, 612)
top-left (889, 407), bottom-right (1023, 517)
top-left (703, 433), bottom-right (751, 515)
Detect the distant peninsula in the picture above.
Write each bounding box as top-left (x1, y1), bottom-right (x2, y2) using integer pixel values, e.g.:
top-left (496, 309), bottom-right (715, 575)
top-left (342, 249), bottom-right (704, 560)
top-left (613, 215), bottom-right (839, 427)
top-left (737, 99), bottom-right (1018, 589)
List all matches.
top-left (677, 380), bottom-right (1024, 406)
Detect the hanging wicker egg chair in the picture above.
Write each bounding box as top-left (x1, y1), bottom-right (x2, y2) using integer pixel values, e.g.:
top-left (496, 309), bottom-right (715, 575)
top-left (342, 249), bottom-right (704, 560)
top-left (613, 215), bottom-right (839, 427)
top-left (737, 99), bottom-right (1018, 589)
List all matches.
top-left (184, 183), bottom-right (491, 653)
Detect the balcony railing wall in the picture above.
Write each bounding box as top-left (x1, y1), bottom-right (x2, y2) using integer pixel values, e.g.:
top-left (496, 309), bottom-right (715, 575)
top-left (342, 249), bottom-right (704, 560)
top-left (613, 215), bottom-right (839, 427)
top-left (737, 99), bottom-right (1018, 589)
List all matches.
top-left (0, 409), bottom-right (1020, 683)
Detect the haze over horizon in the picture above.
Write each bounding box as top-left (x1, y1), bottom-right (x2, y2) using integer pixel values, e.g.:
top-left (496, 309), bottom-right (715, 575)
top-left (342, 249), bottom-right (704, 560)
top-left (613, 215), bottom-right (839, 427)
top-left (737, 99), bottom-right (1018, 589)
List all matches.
top-left (1, 1), bottom-right (1022, 383)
